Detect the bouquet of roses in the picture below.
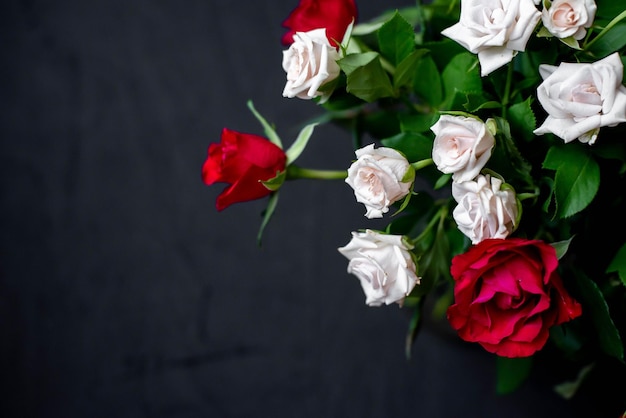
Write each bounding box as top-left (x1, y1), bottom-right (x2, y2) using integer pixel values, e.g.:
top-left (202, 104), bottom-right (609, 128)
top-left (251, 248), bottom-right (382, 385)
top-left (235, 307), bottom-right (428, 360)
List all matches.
top-left (202, 0), bottom-right (626, 411)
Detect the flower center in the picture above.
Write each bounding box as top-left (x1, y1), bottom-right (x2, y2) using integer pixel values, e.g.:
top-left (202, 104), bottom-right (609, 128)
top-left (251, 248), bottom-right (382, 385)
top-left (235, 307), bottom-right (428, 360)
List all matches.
top-left (552, 4), bottom-right (579, 27)
top-left (571, 82), bottom-right (602, 107)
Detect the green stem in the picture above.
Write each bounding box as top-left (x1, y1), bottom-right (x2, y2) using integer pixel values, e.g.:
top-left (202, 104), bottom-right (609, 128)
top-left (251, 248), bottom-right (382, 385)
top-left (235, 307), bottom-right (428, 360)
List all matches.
top-left (411, 158), bottom-right (434, 171)
top-left (584, 9), bottom-right (626, 52)
top-left (411, 202), bottom-right (449, 245)
top-left (501, 61), bottom-right (514, 119)
top-left (517, 188), bottom-right (540, 202)
top-left (286, 165), bottom-right (347, 180)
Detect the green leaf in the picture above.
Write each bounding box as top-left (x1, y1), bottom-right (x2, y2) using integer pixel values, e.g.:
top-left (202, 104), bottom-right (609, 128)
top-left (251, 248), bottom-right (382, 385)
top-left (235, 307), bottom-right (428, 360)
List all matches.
top-left (496, 356), bottom-right (533, 395)
top-left (386, 192), bottom-right (435, 237)
top-left (380, 131), bottom-right (433, 162)
top-left (398, 112), bottom-right (438, 133)
top-left (595, 0), bottom-right (626, 20)
top-left (462, 92), bottom-right (500, 113)
top-left (508, 98), bottom-right (537, 142)
top-left (417, 213), bottom-right (453, 290)
top-left (441, 52), bottom-right (482, 108)
top-left (551, 236), bottom-right (575, 260)
top-left (260, 170), bottom-right (286, 191)
top-left (247, 100), bottom-right (282, 148)
top-left (338, 51), bottom-right (379, 75)
top-left (607, 242), bottom-right (626, 286)
top-left (550, 322), bottom-right (584, 354)
top-left (412, 53), bottom-right (443, 107)
top-left (434, 173), bottom-right (451, 189)
top-left (394, 49), bottom-right (429, 90)
top-left (285, 122), bottom-right (318, 165)
top-left (405, 299), bottom-right (424, 360)
top-left (554, 363), bottom-right (595, 400)
top-left (573, 271), bottom-right (624, 361)
top-left (487, 117), bottom-right (534, 187)
top-left (586, 23), bottom-right (626, 58)
top-left (339, 52), bottom-right (395, 102)
top-left (378, 10), bottom-right (416, 66)
top-left (420, 39), bottom-right (465, 70)
top-left (542, 145), bottom-right (600, 219)
top-left (559, 35), bottom-right (582, 50)
top-left (257, 192), bottom-right (279, 247)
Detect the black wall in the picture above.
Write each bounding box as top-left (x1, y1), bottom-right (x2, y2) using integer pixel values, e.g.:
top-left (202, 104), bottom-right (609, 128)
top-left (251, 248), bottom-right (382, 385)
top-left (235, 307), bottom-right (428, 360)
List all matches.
top-left (1, 1), bottom-right (590, 417)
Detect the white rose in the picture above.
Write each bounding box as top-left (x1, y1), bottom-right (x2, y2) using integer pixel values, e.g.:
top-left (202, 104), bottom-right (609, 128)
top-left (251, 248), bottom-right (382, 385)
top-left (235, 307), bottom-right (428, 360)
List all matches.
top-left (534, 53), bottom-right (626, 144)
top-left (430, 115), bottom-right (495, 183)
top-left (452, 174), bottom-right (519, 244)
top-left (345, 144), bottom-right (413, 219)
top-left (338, 229), bottom-right (421, 307)
top-left (282, 28), bottom-right (341, 100)
top-left (441, 0), bottom-right (541, 76)
top-left (541, 0), bottom-right (596, 40)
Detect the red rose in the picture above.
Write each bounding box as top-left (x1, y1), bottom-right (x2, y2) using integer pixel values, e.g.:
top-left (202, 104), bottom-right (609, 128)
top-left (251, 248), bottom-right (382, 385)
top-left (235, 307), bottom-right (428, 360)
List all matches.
top-left (281, 0), bottom-right (357, 48)
top-left (202, 128), bottom-right (287, 211)
top-left (447, 238), bottom-right (582, 358)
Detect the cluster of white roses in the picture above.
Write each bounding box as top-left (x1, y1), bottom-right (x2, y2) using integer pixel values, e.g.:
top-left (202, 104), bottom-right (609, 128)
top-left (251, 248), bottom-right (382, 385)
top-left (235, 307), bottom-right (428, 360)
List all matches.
top-left (280, 0), bottom-right (626, 308)
top-left (442, 0), bottom-right (597, 76)
top-left (339, 145), bottom-right (420, 307)
top-left (442, 0), bottom-right (626, 144)
top-left (431, 116), bottom-right (519, 244)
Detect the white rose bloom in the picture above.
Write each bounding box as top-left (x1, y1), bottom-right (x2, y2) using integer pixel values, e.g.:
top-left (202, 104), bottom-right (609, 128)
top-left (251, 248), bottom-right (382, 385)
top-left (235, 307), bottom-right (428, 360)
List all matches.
top-left (430, 115), bottom-right (495, 183)
top-left (541, 0), bottom-right (596, 40)
top-left (345, 144), bottom-right (413, 219)
top-left (441, 0), bottom-right (541, 76)
top-left (534, 53), bottom-right (626, 144)
top-left (282, 28), bottom-right (341, 100)
top-left (338, 229), bottom-right (421, 307)
top-left (452, 174), bottom-right (519, 244)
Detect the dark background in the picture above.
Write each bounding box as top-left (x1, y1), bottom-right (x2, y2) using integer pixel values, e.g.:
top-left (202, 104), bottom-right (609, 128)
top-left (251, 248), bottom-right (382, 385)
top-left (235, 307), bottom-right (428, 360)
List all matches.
top-left (0, 1), bottom-right (605, 417)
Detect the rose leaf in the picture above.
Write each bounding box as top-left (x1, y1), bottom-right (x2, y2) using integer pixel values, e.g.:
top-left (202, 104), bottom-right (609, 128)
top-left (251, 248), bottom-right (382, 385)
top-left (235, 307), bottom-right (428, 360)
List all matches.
top-left (411, 53), bottom-right (443, 107)
top-left (378, 10), bottom-right (416, 66)
top-left (393, 48), bottom-right (428, 90)
top-left (496, 356), bottom-right (533, 395)
top-left (381, 131), bottom-right (433, 162)
top-left (507, 98), bottom-right (536, 143)
top-left (441, 52), bottom-right (482, 108)
top-left (542, 145), bottom-right (600, 219)
top-left (606, 242), bottom-right (626, 287)
top-left (256, 191), bottom-right (279, 247)
top-left (574, 271), bottom-right (624, 361)
top-left (339, 52), bottom-right (395, 102)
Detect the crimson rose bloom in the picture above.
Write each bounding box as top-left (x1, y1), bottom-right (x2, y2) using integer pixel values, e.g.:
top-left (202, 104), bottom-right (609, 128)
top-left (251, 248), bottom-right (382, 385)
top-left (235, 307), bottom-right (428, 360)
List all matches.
top-left (447, 238), bottom-right (582, 358)
top-left (202, 128), bottom-right (287, 211)
top-left (281, 0), bottom-right (357, 48)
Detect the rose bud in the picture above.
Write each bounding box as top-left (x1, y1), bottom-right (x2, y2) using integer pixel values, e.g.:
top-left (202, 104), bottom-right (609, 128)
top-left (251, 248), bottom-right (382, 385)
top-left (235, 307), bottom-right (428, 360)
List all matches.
top-left (202, 128), bottom-right (286, 211)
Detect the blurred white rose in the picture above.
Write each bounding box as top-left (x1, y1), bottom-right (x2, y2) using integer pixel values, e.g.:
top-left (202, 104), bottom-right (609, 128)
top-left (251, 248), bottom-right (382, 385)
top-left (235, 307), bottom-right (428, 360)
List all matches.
top-left (534, 53), bottom-right (626, 144)
top-left (282, 28), bottom-right (341, 100)
top-left (452, 174), bottom-right (519, 244)
top-left (430, 115), bottom-right (495, 183)
top-left (441, 0), bottom-right (541, 76)
top-left (345, 144), bottom-right (413, 219)
top-left (338, 229), bottom-right (420, 307)
top-left (541, 0), bottom-right (596, 40)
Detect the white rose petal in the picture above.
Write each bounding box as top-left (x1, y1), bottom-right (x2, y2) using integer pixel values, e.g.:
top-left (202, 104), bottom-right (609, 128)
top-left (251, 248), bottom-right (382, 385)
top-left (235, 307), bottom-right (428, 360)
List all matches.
top-left (430, 115), bottom-right (495, 183)
top-left (441, 0), bottom-right (541, 76)
top-left (542, 0), bottom-right (597, 40)
top-left (534, 53), bottom-right (626, 144)
top-left (451, 174), bottom-right (519, 244)
top-left (282, 28), bottom-right (341, 100)
top-left (345, 144), bottom-right (413, 219)
top-left (338, 229), bottom-right (421, 307)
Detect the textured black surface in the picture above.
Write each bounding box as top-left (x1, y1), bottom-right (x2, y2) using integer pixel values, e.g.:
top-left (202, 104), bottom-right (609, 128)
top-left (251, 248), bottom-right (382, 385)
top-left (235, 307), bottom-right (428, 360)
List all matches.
top-left (0, 1), bottom-right (599, 417)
